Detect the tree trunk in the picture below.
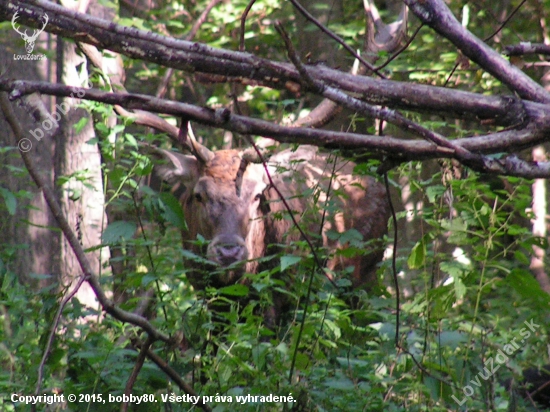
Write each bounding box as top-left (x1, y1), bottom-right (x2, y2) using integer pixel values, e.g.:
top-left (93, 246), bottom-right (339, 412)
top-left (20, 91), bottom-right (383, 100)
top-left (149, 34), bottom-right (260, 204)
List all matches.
top-left (0, 21), bottom-right (60, 287)
top-left (54, 0), bottom-right (109, 308)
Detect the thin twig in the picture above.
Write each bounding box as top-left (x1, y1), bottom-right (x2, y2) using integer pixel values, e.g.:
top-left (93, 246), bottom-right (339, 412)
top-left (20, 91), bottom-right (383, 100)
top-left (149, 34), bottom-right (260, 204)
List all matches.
top-left (484, 0), bottom-right (527, 42)
top-left (404, 0), bottom-right (550, 103)
top-left (528, 373), bottom-right (550, 400)
top-left (144, 347), bottom-right (212, 412)
top-left (240, 0), bottom-right (257, 52)
top-left (275, 22), bottom-right (319, 91)
top-left (244, 137), bottom-right (334, 288)
top-left (303, 154), bottom-right (340, 371)
top-left (186, 0), bottom-right (222, 42)
top-left (384, 172), bottom-right (400, 347)
top-left (230, 85), bottom-right (330, 286)
top-left (445, 1), bottom-right (527, 86)
top-left (0, 92), bottom-right (165, 408)
top-left (444, 61), bottom-right (461, 88)
top-left (131, 192), bottom-right (169, 322)
top-left (396, 344), bottom-right (457, 390)
top-left (156, 0), bottom-right (223, 97)
top-left (288, 0), bottom-right (386, 79)
top-left (232, 91), bottom-right (341, 381)
top-left (34, 275), bottom-right (88, 403)
top-left (375, 23), bottom-right (424, 71)
top-left (243, 138), bottom-right (338, 386)
top-left (121, 336), bottom-right (155, 412)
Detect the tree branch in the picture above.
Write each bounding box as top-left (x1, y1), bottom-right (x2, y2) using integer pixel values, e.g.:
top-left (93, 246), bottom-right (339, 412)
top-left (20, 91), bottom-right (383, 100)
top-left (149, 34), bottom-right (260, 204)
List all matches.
top-left (403, 0), bottom-right (550, 103)
top-left (0, 0), bottom-right (534, 127)
top-left (275, 22), bottom-right (481, 165)
top-left (143, 346), bottom-right (212, 412)
top-left (3, 79), bottom-right (550, 177)
top-left (504, 43), bottom-right (550, 57)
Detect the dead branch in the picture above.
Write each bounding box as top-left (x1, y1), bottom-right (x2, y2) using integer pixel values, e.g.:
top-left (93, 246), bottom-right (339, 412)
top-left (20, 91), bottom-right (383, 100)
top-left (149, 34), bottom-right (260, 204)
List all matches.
top-left (142, 346), bottom-right (212, 412)
top-left (0, 0), bottom-right (535, 126)
top-left (504, 43), bottom-right (550, 57)
top-left (122, 336), bottom-right (154, 412)
top-left (403, 0), bottom-right (550, 103)
top-left (3, 79), bottom-right (550, 177)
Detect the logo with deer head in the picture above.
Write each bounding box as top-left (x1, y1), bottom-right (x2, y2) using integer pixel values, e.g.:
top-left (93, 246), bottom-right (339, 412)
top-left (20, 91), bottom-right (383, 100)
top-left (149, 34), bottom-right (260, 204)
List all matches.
top-left (12, 12), bottom-right (49, 54)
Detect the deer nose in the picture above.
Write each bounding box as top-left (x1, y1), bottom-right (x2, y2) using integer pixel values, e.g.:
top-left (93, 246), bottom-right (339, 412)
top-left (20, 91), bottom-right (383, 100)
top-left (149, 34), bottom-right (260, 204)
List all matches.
top-left (217, 244), bottom-right (245, 264)
top-left (208, 235), bottom-right (248, 266)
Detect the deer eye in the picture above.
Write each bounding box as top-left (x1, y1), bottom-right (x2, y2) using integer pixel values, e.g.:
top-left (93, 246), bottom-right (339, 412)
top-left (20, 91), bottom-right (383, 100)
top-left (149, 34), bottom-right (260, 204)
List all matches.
top-left (254, 193), bottom-right (262, 202)
top-left (194, 192), bottom-right (203, 203)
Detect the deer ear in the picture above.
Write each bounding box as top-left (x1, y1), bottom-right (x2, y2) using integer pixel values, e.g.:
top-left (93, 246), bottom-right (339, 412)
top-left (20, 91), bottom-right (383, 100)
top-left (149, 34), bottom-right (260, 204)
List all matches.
top-left (141, 144), bottom-right (200, 184)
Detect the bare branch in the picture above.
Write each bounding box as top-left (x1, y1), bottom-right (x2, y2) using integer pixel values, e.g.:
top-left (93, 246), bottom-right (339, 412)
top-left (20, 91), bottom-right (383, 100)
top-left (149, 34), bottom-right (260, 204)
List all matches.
top-left (375, 23), bottom-right (423, 72)
top-left (275, 23), bottom-right (534, 175)
top-left (403, 0), bottom-right (550, 103)
top-left (504, 43), bottom-right (550, 57)
top-left (35, 270), bottom-right (88, 398)
top-left (143, 346), bottom-right (212, 412)
top-left (3, 80), bottom-right (550, 177)
top-left (484, 0), bottom-right (527, 42)
top-left (156, 0), bottom-right (223, 97)
top-left (122, 336), bottom-right (155, 412)
top-left (240, 0), bottom-right (257, 52)
top-left (291, 98), bottom-right (342, 128)
top-left (0, 1), bottom-right (533, 126)
top-left (186, 0), bottom-right (222, 41)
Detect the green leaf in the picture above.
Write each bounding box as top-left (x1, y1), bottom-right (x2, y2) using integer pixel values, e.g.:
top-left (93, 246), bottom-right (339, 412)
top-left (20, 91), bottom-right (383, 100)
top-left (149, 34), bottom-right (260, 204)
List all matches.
top-left (507, 224), bottom-right (528, 236)
top-left (73, 117), bottom-right (89, 133)
top-left (292, 351), bottom-right (309, 370)
top-left (438, 331), bottom-right (467, 350)
top-left (442, 217), bottom-right (469, 245)
top-left (408, 239), bottom-right (426, 269)
top-left (323, 376), bottom-right (355, 390)
top-left (505, 269), bottom-right (550, 311)
top-left (0, 187), bottom-right (17, 215)
top-left (453, 277), bottom-right (466, 300)
top-left (425, 184), bottom-right (446, 203)
top-left (159, 192), bottom-right (187, 230)
top-left (280, 255), bottom-right (302, 271)
top-left (102, 221), bottom-right (137, 244)
top-left (218, 284), bottom-right (249, 297)
top-left (513, 250), bottom-right (530, 265)
top-left (338, 228), bottom-right (363, 244)
top-left (124, 133), bottom-right (138, 147)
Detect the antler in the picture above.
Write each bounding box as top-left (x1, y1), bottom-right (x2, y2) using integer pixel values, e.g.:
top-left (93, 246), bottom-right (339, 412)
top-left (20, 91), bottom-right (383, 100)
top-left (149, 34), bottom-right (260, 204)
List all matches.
top-left (178, 119), bottom-right (215, 164)
top-left (364, 0), bottom-right (408, 54)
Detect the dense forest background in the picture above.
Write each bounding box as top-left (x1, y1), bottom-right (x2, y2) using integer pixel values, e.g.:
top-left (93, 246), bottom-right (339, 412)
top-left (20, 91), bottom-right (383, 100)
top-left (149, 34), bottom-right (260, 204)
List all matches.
top-left (1, 0), bottom-right (550, 410)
